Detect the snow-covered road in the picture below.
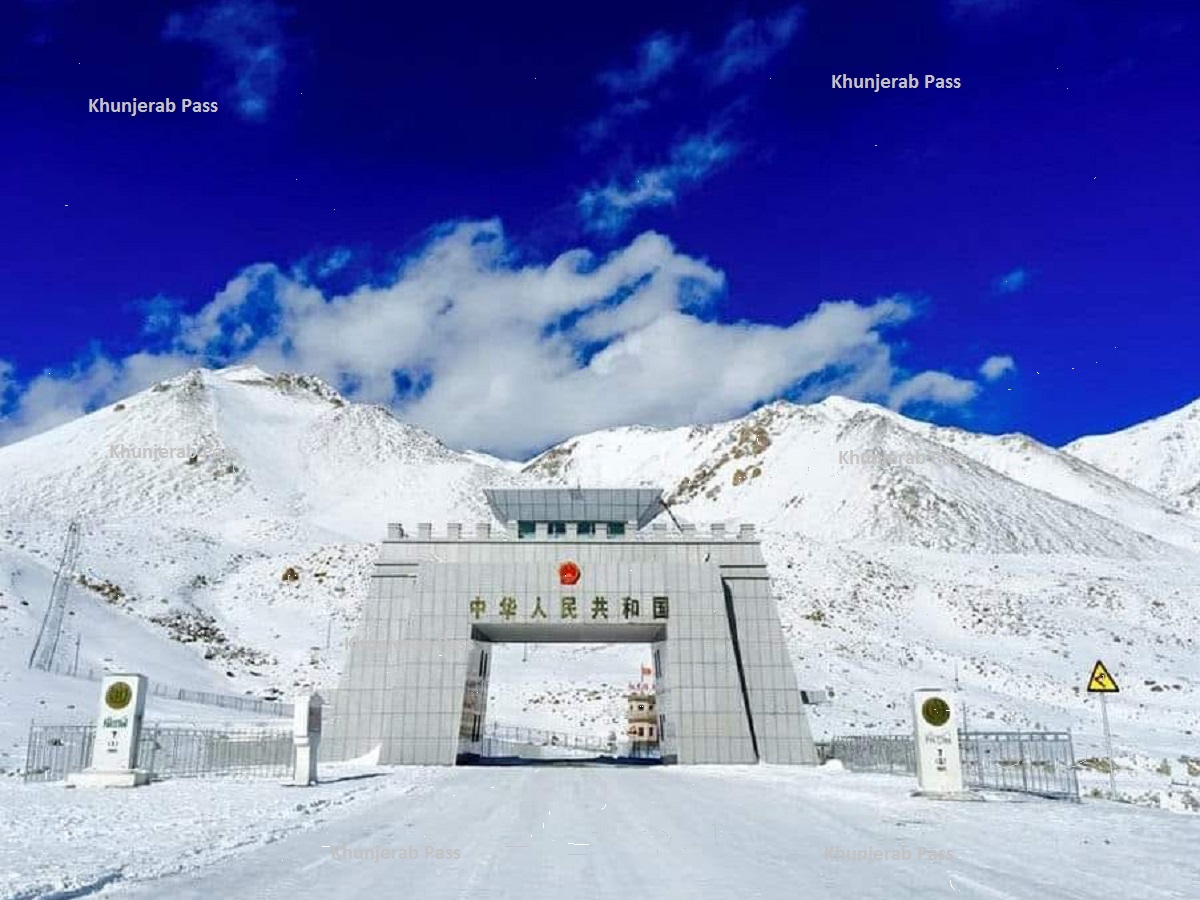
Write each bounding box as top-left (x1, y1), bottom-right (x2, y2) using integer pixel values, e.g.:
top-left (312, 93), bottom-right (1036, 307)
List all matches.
top-left (105, 764), bottom-right (1200, 900)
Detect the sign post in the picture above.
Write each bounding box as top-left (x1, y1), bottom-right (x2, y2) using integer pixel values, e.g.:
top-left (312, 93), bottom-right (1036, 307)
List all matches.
top-left (1086, 660), bottom-right (1119, 799)
top-left (291, 692), bottom-right (323, 786)
top-left (912, 688), bottom-right (976, 799)
top-left (67, 673), bottom-right (151, 788)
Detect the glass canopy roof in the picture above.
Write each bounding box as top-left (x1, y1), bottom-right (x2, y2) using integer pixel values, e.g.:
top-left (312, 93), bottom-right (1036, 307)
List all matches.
top-left (483, 488), bottom-right (666, 530)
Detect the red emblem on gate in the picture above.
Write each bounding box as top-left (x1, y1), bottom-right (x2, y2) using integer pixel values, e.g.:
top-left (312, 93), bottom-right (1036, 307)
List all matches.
top-left (559, 561), bottom-right (580, 585)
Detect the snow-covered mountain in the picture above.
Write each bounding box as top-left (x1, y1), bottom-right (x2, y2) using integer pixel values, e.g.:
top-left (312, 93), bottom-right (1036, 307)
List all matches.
top-left (1063, 396), bottom-right (1200, 512)
top-left (0, 365), bottom-right (521, 538)
top-left (844, 403), bottom-right (1200, 553)
top-left (2, 367), bottom-right (1199, 812)
top-left (524, 397), bottom-right (1200, 556)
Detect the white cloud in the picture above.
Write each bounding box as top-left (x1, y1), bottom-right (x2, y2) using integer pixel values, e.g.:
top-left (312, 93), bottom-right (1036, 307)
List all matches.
top-left (0, 359), bottom-right (14, 410)
top-left (315, 248), bottom-right (352, 279)
top-left (580, 97), bottom-right (651, 149)
top-left (139, 294), bottom-right (185, 336)
top-left (163, 0), bottom-right (288, 121)
top-left (581, 10), bottom-right (801, 190)
top-left (0, 352), bottom-right (192, 446)
top-left (598, 32), bottom-right (687, 95)
top-left (578, 131), bottom-right (738, 233)
top-left (979, 354), bottom-right (1016, 381)
top-left (888, 371), bottom-right (979, 411)
top-left (709, 6), bottom-right (804, 84)
top-left (0, 222), bottom-right (980, 457)
top-left (583, 9), bottom-right (801, 151)
top-left (992, 267), bottom-right (1028, 294)
top-left (582, 33), bottom-right (685, 149)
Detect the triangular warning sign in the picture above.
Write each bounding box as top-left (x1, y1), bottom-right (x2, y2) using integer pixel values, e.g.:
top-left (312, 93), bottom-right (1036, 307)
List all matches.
top-left (1087, 660), bottom-right (1119, 693)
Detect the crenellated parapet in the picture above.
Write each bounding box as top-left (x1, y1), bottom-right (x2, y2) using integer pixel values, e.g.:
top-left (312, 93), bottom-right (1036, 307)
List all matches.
top-left (384, 521), bottom-right (758, 541)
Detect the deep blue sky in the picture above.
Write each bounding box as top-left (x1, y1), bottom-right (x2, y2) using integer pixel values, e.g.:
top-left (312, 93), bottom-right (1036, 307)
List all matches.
top-left (1, 0), bottom-right (1197, 452)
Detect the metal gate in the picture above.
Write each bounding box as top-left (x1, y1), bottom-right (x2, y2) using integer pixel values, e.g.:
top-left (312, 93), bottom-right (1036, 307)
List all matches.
top-left (959, 731), bottom-right (1080, 800)
top-left (829, 730), bottom-right (1080, 801)
top-left (23, 723), bottom-right (295, 783)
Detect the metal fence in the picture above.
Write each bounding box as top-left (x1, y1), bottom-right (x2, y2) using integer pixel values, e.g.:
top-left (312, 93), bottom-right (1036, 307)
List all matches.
top-left (23, 723), bottom-right (295, 783)
top-left (41, 662), bottom-right (293, 718)
top-left (959, 732), bottom-right (1080, 800)
top-left (485, 723), bottom-right (616, 754)
top-left (829, 734), bottom-right (918, 774)
top-left (459, 723), bottom-right (625, 758)
top-left (829, 731), bottom-right (1080, 801)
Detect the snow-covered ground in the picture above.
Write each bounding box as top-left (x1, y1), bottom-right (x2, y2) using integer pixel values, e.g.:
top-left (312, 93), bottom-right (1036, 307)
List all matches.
top-left (0, 762), bottom-right (447, 899)
top-left (5, 765), bottom-right (1197, 900)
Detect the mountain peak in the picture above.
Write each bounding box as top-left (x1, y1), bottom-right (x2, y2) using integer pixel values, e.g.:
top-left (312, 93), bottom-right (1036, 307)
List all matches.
top-left (204, 366), bottom-right (346, 406)
top-left (813, 394), bottom-right (870, 413)
top-left (1063, 394), bottom-right (1200, 505)
top-left (211, 363), bottom-right (275, 382)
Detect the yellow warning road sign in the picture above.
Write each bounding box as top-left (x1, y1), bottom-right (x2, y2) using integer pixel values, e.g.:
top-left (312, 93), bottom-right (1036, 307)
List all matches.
top-left (1087, 660), bottom-right (1119, 693)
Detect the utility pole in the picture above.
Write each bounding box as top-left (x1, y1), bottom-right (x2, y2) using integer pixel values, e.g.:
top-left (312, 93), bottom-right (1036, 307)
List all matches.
top-left (325, 617), bottom-right (333, 651)
top-left (955, 663), bottom-right (970, 734)
top-left (1100, 693), bottom-right (1117, 800)
top-left (29, 519), bottom-right (81, 670)
top-left (73, 635), bottom-right (81, 675)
